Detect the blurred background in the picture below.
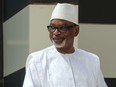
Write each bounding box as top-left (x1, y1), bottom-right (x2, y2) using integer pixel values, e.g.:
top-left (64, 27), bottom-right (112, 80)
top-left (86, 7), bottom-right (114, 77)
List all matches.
top-left (0, 0), bottom-right (116, 87)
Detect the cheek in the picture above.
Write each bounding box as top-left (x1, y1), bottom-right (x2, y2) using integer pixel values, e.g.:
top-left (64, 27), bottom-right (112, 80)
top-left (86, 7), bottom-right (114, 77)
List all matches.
top-left (65, 35), bottom-right (74, 43)
top-left (49, 33), bottom-right (53, 40)
top-left (67, 33), bottom-right (75, 42)
top-left (49, 32), bottom-right (53, 36)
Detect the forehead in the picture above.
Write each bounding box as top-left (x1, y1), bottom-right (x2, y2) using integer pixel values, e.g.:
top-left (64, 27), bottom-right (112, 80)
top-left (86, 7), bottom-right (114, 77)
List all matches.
top-left (50, 19), bottom-right (74, 25)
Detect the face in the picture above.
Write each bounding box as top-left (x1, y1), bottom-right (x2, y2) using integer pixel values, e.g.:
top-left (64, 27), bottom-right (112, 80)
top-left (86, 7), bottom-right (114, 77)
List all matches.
top-left (47, 19), bottom-right (79, 50)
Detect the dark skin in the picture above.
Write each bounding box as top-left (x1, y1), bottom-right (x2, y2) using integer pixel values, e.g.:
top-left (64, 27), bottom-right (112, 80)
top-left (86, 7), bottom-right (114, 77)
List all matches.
top-left (49, 19), bottom-right (79, 54)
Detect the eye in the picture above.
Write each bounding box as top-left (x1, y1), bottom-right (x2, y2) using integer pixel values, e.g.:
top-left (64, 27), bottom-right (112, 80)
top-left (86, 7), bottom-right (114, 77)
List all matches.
top-left (59, 25), bottom-right (67, 30)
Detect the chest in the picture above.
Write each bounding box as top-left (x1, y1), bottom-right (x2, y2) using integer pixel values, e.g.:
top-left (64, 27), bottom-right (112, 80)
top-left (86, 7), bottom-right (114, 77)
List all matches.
top-left (46, 56), bottom-right (97, 87)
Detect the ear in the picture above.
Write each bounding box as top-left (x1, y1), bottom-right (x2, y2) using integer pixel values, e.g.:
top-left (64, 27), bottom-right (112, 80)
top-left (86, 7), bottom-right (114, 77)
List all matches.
top-left (74, 25), bottom-right (79, 36)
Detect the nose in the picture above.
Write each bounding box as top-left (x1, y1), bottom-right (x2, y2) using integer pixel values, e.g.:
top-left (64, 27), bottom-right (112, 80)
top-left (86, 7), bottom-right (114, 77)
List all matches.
top-left (53, 29), bottom-right (61, 35)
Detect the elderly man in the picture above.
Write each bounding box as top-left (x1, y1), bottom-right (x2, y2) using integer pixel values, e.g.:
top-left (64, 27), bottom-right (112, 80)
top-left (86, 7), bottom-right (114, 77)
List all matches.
top-left (23, 3), bottom-right (107, 87)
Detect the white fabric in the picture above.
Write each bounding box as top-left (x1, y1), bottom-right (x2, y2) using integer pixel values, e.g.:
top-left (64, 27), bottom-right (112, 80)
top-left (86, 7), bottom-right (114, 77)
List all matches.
top-left (23, 45), bottom-right (107, 87)
top-left (50, 3), bottom-right (79, 25)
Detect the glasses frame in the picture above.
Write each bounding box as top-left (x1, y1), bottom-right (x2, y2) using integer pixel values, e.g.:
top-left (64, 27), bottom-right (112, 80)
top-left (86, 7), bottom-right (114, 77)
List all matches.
top-left (47, 24), bottom-right (77, 33)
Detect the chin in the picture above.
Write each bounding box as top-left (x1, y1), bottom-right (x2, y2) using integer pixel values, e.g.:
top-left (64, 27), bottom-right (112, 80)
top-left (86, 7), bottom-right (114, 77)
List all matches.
top-left (53, 41), bottom-right (65, 48)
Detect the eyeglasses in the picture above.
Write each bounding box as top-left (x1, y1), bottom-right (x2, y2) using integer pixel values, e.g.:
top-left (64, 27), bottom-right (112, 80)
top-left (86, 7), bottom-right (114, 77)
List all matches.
top-left (47, 24), bottom-right (76, 33)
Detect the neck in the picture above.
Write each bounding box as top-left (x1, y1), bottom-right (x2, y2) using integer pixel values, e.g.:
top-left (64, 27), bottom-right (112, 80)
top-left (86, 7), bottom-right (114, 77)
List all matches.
top-left (56, 46), bottom-right (75, 54)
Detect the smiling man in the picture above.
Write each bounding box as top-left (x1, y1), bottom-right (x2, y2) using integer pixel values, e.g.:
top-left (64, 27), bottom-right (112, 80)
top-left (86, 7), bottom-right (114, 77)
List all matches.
top-left (23, 3), bottom-right (107, 87)
top-left (48, 19), bottom-right (79, 53)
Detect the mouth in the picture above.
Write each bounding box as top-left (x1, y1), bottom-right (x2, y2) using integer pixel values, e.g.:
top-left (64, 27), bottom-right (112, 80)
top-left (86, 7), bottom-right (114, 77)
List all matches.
top-left (52, 37), bottom-right (64, 44)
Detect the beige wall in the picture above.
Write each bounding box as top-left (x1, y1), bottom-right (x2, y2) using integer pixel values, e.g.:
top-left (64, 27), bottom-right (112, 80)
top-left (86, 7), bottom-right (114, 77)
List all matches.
top-left (3, 6), bottom-right (29, 76)
top-left (79, 23), bottom-right (116, 78)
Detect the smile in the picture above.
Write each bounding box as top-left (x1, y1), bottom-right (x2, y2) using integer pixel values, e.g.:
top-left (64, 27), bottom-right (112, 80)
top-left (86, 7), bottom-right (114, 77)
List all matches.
top-left (53, 37), bottom-right (64, 43)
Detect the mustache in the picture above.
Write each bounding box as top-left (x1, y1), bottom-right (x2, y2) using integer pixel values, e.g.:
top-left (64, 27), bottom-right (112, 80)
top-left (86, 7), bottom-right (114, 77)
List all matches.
top-left (52, 36), bottom-right (65, 40)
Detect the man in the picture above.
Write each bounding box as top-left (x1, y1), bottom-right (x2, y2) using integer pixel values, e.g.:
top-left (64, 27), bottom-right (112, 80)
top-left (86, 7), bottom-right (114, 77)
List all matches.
top-left (23, 3), bottom-right (107, 87)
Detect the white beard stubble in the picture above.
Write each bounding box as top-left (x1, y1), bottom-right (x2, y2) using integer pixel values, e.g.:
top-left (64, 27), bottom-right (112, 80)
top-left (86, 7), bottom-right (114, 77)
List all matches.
top-left (52, 40), bottom-right (66, 48)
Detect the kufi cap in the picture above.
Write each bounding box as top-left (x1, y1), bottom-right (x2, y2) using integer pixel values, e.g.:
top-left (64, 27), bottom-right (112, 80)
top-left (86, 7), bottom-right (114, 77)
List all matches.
top-left (50, 3), bottom-right (79, 25)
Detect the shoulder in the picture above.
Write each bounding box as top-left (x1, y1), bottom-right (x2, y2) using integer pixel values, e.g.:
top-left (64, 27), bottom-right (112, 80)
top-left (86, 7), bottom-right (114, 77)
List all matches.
top-left (76, 48), bottom-right (100, 67)
top-left (30, 45), bottom-right (54, 58)
top-left (76, 48), bottom-right (101, 75)
top-left (25, 45), bottom-right (55, 68)
top-left (77, 48), bottom-right (99, 60)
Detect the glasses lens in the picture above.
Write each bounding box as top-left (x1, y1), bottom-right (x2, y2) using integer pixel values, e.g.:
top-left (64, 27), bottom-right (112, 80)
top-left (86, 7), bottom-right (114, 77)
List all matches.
top-left (47, 26), bottom-right (55, 32)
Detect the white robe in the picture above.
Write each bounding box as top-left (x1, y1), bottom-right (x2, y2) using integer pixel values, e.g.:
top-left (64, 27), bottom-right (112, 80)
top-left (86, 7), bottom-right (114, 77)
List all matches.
top-left (23, 45), bottom-right (107, 87)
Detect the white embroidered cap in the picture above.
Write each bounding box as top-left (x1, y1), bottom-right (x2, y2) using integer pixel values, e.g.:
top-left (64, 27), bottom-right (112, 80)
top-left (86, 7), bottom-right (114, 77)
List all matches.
top-left (50, 3), bottom-right (79, 25)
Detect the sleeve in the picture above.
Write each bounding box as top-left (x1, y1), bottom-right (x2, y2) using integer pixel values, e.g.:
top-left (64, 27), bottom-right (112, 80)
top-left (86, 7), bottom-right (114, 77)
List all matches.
top-left (97, 68), bottom-right (108, 87)
top-left (22, 55), bottom-right (42, 87)
top-left (96, 57), bottom-right (108, 87)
